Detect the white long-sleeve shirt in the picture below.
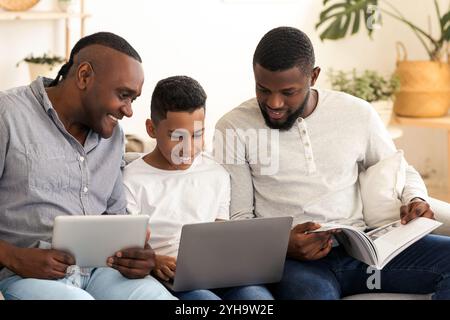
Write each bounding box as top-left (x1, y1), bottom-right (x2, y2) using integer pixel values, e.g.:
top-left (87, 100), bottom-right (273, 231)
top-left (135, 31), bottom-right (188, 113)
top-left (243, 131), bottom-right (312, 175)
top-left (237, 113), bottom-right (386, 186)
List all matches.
top-left (214, 89), bottom-right (428, 230)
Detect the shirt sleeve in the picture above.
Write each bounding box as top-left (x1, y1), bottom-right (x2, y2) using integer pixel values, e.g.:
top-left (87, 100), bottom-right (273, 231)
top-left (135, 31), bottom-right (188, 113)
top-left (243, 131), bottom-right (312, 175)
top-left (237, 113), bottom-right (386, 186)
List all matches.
top-left (105, 170), bottom-right (127, 214)
top-left (363, 104), bottom-right (428, 204)
top-left (216, 171), bottom-right (231, 220)
top-left (214, 118), bottom-right (256, 220)
top-left (105, 126), bottom-right (127, 214)
top-left (123, 180), bottom-right (141, 215)
top-left (0, 115), bottom-right (8, 180)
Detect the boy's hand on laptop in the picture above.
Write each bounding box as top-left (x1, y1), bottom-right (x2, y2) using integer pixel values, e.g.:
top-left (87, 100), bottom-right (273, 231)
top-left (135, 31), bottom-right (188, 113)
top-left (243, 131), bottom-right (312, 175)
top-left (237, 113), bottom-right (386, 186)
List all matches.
top-left (287, 222), bottom-right (335, 261)
top-left (400, 199), bottom-right (435, 225)
top-left (153, 255), bottom-right (177, 281)
top-left (107, 229), bottom-right (156, 279)
top-left (6, 246), bottom-right (75, 279)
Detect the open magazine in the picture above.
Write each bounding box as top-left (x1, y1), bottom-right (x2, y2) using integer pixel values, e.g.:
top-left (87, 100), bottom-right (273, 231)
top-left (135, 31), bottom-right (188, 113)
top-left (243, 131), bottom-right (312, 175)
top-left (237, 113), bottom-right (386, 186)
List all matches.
top-left (312, 218), bottom-right (442, 270)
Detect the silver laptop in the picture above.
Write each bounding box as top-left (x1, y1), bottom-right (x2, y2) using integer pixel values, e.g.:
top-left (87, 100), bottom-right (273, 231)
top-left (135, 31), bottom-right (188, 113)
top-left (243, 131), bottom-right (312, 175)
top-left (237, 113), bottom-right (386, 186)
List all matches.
top-left (168, 216), bottom-right (293, 292)
top-left (52, 215), bottom-right (149, 267)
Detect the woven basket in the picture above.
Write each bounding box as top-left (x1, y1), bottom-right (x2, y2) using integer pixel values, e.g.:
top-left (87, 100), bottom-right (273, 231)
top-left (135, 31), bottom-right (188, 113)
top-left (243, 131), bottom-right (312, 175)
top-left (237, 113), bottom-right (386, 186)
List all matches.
top-left (0, 0), bottom-right (40, 11)
top-left (393, 42), bottom-right (450, 117)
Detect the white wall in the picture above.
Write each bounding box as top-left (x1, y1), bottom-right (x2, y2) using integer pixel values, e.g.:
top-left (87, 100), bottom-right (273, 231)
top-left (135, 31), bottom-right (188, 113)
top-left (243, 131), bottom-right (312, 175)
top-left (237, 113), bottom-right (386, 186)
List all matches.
top-left (0, 0), bottom-right (448, 190)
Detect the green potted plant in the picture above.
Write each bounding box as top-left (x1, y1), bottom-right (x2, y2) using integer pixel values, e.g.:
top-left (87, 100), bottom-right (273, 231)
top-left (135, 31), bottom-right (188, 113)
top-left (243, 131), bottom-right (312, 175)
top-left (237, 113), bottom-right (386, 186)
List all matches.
top-left (17, 53), bottom-right (65, 81)
top-left (316, 0), bottom-right (450, 117)
top-left (57, 0), bottom-right (73, 13)
top-left (328, 69), bottom-right (400, 126)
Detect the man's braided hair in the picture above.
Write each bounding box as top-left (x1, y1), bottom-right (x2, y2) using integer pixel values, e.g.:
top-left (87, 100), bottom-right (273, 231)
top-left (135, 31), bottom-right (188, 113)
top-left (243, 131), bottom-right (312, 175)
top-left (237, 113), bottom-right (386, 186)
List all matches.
top-left (49, 32), bottom-right (142, 87)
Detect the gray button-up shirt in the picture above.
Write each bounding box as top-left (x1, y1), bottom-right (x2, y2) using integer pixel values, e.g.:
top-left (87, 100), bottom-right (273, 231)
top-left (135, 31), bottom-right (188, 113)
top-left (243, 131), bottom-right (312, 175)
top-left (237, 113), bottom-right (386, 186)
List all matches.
top-left (0, 77), bottom-right (127, 280)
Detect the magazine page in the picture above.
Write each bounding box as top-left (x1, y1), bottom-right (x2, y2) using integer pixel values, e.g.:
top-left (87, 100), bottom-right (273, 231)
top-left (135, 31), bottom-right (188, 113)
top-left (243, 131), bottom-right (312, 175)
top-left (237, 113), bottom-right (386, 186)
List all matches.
top-left (335, 230), bottom-right (377, 266)
top-left (367, 218), bottom-right (442, 269)
top-left (309, 223), bottom-right (378, 266)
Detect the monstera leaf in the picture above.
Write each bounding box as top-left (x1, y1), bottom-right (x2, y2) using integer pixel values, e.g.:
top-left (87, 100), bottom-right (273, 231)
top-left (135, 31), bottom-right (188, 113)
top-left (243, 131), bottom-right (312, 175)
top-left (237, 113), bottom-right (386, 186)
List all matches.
top-left (316, 0), bottom-right (379, 40)
top-left (442, 11), bottom-right (450, 41)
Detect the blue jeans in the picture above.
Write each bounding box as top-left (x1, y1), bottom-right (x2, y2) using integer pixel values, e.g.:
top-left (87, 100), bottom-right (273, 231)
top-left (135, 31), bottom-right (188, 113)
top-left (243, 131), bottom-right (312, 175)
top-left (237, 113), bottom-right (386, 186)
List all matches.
top-left (174, 285), bottom-right (274, 300)
top-left (271, 234), bottom-right (450, 300)
top-left (0, 267), bottom-right (177, 300)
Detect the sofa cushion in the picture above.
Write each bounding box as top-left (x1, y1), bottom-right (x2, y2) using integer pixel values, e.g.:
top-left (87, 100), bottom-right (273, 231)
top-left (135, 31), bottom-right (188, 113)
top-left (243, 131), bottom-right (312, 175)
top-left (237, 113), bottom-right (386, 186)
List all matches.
top-left (359, 150), bottom-right (406, 228)
top-left (342, 293), bottom-right (431, 300)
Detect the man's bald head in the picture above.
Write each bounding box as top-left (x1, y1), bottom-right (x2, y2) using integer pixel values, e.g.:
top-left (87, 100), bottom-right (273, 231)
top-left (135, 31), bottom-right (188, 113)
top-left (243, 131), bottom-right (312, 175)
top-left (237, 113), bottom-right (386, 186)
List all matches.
top-left (50, 32), bottom-right (142, 87)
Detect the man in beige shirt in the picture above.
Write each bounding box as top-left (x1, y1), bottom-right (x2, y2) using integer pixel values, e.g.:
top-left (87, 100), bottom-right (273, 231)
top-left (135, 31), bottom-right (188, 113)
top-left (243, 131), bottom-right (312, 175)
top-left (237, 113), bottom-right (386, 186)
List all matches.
top-left (215, 26), bottom-right (450, 299)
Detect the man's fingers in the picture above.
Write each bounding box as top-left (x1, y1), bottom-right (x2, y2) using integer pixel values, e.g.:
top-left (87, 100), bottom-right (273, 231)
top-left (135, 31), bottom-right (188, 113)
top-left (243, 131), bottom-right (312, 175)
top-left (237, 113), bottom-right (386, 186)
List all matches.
top-left (162, 265), bottom-right (175, 279)
top-left (293, 222), bottom-right (321, 234)
top-left (299, 234), bottom-right (332, 258)
top-left (413, 203), bottom-right (428, 216)
top-left (400, 205), bottom-right (408, 221)
top-left (422, 209), bottom-right (435, 220)
top-left (108, 257), bottom-right (149, 270)
top-left (51, 260), bottom-right (72, 273)
top-left (401, 213), bottom-right (416, 224)
top-left (311, 239), bottom-right (333, 260)
top-left (402, 202), bottom-right (431, 224)
top-left (52, 250), bottom-right (75, 265)
top-left (116, 248), bottom-right (152, 260)
top-left (167, 261), bottom-right (177, 271)
top-left (304, 231), bottom-right (332, 245)
top-left (155, 269), bottom-right (169, 281)
top-left (401, 204), bottom-right (420, 224)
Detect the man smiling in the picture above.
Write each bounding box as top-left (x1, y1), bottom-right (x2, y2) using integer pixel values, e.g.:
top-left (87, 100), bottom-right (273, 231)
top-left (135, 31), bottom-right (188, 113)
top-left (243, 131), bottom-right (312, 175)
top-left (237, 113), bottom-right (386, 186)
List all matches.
top-left (215, 26), bottom-right (450, 299)
top-left (0, 32), bottom-right (175, 300)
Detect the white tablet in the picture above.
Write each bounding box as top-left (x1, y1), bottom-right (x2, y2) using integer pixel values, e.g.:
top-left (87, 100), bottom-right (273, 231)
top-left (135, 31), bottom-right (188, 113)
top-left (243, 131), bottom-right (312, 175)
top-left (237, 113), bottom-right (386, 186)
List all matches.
top-left (52, 215), bottom-right (149, 267)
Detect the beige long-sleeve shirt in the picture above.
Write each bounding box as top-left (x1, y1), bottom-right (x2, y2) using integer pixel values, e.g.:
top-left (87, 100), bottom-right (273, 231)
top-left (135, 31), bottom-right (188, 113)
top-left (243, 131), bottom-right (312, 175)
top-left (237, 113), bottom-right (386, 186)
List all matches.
top-left (214, 89), bottom-right (428, 230)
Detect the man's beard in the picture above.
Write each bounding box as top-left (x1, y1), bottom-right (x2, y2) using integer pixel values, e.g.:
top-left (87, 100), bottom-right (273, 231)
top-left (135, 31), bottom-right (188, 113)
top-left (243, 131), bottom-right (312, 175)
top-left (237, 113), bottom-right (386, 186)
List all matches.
top-left (258, 90), bottom-right (311, 131)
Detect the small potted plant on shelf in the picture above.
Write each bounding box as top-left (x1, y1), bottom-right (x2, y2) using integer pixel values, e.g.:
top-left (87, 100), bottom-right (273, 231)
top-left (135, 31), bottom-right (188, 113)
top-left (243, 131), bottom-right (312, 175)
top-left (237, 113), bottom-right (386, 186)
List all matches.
top-left (316, 0), bottom-right (450, 117)
top-left (17, 53), bottom-right (65, 81)
top-left (327, 69), bottom-right (400, 126)
top-left (57, 0), bottom-right (73, 13)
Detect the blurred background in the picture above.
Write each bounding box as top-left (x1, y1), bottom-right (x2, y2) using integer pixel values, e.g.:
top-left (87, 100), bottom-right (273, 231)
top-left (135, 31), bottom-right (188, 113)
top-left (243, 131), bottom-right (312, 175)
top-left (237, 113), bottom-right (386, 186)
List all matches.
top-left (1, 0), bottom-right (449, 201)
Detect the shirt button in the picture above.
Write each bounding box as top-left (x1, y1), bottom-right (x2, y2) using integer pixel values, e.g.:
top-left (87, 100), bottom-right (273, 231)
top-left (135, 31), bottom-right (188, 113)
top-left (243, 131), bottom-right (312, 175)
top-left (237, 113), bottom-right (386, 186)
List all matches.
top-left (83, 187), bottom-right (88, 193)
top-left (305, 142), bottom-right (310, 147)
top-left (79, 156), bottom-right (85, 162)
top-left (302, 130), bottom-right (307, 135)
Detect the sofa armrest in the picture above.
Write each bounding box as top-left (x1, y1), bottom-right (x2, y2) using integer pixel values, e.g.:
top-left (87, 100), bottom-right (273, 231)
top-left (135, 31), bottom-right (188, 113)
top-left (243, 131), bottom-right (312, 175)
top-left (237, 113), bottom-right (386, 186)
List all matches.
top-left (124, 152), bottom-right (144, 165)
top-left (429, 197), bottom-right (450, 237)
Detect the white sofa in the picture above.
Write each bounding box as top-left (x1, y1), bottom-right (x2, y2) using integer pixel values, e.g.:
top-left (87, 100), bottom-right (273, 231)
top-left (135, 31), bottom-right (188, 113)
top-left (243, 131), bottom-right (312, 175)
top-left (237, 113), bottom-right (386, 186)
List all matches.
top-left (0, 199), bottom-right (450, 300)
top-left (124, 152), bottom-right (450, 300)
top-left (2, 153), bottom-right (446, 301)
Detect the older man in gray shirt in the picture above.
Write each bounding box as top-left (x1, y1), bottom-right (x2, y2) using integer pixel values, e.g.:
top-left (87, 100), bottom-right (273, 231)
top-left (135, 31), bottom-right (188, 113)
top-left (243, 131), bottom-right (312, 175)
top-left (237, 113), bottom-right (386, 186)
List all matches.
top-left (0, 32), bottom-right (175, 300)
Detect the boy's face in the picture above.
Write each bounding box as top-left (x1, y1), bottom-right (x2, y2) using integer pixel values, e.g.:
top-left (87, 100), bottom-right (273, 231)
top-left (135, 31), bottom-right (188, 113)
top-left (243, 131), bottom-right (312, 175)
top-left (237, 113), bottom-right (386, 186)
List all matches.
top-left (147, 108), bottom-right (205, 170)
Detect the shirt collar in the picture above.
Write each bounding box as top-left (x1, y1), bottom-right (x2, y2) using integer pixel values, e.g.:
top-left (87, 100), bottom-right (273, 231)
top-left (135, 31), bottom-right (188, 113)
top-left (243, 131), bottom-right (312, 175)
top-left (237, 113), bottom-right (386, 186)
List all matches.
top-left (29, 76), bottom-right (101, 150)
top-left (30, 76), bottom-right (55, 114)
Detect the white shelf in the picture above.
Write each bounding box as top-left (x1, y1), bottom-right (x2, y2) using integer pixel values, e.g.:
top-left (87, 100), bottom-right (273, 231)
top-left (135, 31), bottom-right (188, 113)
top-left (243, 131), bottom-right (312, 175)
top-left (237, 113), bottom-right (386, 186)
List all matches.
top-left (0, 11), bottom-right (90, 21)
top-left (0, 0), bottom-right (89, 59)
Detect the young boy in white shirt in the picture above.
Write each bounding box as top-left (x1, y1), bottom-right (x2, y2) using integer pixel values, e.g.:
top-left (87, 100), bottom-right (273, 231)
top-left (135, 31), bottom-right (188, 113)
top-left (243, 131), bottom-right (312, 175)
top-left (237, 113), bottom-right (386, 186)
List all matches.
top-left (123, 76), bottom-right (273, 300)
